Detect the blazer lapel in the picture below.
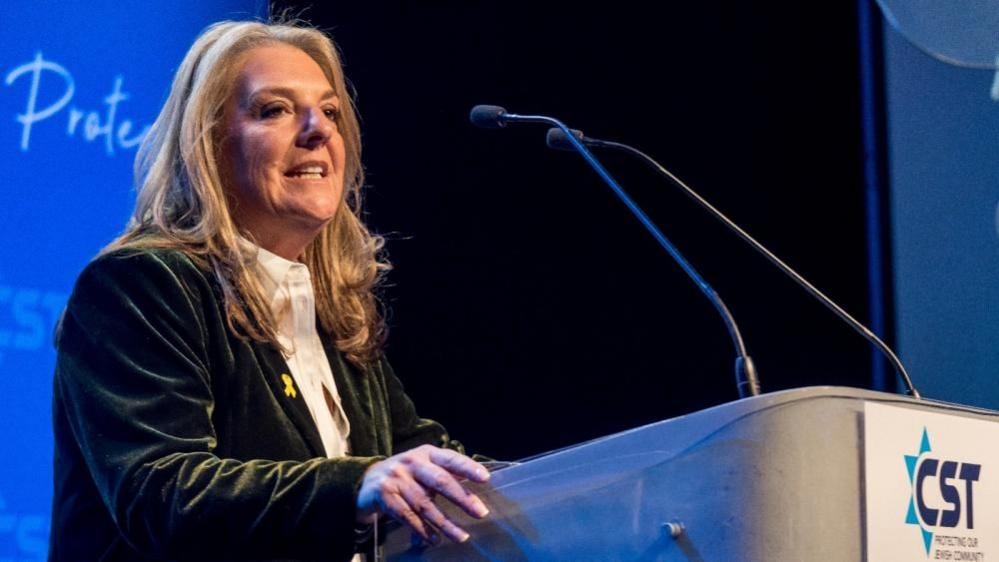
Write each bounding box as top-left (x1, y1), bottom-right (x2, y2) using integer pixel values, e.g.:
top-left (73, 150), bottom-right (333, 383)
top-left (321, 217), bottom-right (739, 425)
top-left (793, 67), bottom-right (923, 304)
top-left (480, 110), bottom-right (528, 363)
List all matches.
top-left (321, 337), bottom-right (381, 457)
top-left (255, 344), bottom-right (326, 458)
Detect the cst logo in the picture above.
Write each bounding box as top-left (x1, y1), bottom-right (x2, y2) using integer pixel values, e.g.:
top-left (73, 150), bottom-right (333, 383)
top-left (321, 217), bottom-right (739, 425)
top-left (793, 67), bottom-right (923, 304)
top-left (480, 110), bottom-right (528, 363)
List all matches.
top-left (904, 428), bottom-right (982, 555)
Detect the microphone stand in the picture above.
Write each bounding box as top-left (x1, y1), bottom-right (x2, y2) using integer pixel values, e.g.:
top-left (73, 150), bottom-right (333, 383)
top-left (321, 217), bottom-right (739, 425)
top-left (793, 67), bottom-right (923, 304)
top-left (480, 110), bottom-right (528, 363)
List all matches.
top-left (477, 109), bottom-right (760, 398)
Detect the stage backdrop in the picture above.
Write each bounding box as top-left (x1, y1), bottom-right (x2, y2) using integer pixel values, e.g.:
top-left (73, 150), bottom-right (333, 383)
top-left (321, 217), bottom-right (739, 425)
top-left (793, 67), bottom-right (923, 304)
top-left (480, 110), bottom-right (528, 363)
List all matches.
top-left (880, 5), bottom-right (999, 409)
top-left (0, 1), bottom-right (264, 559)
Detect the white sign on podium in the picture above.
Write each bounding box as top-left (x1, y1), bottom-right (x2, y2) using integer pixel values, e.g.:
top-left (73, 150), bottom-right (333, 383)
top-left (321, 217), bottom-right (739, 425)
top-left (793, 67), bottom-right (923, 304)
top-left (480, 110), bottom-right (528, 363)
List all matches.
top-left (866, 402), bottom-right (996, 561)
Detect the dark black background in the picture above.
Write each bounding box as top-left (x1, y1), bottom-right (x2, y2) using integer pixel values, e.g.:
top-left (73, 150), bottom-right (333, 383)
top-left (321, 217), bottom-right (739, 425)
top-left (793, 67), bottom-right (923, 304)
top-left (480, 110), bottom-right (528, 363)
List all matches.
top-left (274, 1), bottom-right (885, 460)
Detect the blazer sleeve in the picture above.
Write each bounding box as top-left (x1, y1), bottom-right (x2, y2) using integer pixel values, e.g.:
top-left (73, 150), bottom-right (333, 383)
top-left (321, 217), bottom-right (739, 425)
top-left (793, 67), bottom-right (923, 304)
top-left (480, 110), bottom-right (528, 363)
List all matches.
top-left (54, 250), bottom-right (379, 561)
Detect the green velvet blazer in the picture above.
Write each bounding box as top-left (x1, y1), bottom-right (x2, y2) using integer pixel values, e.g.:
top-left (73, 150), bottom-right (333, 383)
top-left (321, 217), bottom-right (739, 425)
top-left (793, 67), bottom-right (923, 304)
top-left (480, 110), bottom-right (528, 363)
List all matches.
top-left (50, 248), bottom-right (457, 561)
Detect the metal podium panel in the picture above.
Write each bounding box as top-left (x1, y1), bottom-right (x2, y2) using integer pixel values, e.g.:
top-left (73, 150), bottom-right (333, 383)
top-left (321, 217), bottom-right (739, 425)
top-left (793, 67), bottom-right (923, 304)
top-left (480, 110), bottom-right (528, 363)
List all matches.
top-left (383, 386), bottom-right (999, 561)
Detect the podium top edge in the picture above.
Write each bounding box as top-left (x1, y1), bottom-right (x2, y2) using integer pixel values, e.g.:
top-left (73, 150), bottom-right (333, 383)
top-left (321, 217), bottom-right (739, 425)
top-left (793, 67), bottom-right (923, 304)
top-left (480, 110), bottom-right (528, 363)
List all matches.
top-left (741, 385), bottom-right (999, 418)
top-left (515, 386), bottom-right (999, 465)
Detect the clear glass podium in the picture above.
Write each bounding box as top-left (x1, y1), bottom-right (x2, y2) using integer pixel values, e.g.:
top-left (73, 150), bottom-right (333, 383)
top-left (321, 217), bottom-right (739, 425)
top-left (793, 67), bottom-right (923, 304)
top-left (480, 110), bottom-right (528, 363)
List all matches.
top-left (383, 386), bottom-right (999, 561)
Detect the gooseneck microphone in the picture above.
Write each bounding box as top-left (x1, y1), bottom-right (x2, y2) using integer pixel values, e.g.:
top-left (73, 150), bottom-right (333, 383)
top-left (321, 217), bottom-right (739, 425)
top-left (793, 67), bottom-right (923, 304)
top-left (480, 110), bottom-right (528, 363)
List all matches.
top-left (470, 105), bottom-right (761, 398)
top-left (546, 127), bottom-right (921, 399)
top-left (468, 105), bottom-right (509, 128)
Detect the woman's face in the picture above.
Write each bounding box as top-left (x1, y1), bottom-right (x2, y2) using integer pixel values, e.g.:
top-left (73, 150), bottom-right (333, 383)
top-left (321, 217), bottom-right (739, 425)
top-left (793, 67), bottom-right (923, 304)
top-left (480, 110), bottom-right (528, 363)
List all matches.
top-left (222, 43), bottom-right (346, 255)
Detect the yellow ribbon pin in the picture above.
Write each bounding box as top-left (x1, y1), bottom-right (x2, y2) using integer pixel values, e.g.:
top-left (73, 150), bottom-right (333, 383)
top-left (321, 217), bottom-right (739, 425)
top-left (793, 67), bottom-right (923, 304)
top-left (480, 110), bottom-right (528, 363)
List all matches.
top-left (281, 374), bottom-right (297, 398)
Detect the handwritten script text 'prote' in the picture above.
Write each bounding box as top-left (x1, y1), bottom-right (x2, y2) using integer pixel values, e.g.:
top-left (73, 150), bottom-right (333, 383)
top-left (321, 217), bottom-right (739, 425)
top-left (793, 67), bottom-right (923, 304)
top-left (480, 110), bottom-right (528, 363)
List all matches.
top-left (4, 51), bottom-right (151, 156)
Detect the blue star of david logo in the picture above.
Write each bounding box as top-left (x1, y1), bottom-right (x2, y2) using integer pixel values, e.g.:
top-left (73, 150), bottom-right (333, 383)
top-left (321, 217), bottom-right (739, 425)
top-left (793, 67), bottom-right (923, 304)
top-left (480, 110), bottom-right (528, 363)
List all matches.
top-left (904, 427), bottom-right (934, 555)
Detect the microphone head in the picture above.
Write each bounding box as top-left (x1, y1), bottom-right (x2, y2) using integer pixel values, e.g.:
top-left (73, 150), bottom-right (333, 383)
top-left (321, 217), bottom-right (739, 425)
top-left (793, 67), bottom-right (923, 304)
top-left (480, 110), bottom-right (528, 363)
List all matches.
top-left (469, 105), bottom-right (508, 129)
top-left (545, 127), bottom-right (585, 151)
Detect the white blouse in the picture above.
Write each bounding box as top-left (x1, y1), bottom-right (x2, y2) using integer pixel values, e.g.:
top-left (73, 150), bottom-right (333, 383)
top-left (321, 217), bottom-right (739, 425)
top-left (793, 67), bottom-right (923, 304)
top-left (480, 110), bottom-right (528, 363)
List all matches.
top-left (248, 241), bottom-right (351, 459)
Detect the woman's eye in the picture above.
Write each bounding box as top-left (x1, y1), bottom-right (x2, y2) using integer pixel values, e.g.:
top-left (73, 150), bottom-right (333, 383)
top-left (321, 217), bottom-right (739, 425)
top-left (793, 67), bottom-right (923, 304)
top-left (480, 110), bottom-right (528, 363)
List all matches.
top-left (260, 104), bottom-right (287, 119)
top-left (323, 107), bottom-right (340, 121)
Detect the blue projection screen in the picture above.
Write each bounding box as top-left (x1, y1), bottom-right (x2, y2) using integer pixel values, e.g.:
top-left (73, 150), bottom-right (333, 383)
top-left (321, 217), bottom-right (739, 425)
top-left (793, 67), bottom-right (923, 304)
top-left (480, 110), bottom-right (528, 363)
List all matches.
top-left (0, 2), bottom-right (264, 558)
top-left (883, 20), bottom-right (999, 409)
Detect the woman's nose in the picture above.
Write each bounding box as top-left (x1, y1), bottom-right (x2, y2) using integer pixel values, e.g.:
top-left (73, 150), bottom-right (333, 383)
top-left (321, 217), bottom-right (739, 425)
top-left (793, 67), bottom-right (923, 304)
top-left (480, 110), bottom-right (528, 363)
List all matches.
top-left (297, 108), bottom-right (333, 149)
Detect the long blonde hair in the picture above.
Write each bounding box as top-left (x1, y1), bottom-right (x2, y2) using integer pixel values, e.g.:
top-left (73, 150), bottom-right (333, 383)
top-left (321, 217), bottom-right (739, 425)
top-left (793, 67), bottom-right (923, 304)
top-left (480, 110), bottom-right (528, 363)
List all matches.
top-left (105, 20), bottom-right (389, 366)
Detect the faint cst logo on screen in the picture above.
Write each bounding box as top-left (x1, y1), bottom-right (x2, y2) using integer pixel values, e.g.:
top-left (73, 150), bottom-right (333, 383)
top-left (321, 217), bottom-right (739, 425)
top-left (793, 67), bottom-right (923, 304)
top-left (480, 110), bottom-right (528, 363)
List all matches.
top-left (0, 285), bottom-right (66, 364)
top-left (0, 492), bottom-right (47, 562)
top-left (3, 51), bottom-right (151, 156)
top-left (903, 428), bottom-right (983, 559)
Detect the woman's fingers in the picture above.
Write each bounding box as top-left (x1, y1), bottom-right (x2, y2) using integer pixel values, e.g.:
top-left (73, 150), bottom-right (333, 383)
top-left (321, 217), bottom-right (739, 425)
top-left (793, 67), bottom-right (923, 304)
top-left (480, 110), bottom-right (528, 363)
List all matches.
top-left (411, 460), bottom-right (489, 520)
top-left (380, 485), bottom-right (432, 541)
top-left (356, 446), bottom-right (492, 544)
top-left (428, 447), bottom-right (491, 483)
top-left (398, 477), bottom-right (469, 543)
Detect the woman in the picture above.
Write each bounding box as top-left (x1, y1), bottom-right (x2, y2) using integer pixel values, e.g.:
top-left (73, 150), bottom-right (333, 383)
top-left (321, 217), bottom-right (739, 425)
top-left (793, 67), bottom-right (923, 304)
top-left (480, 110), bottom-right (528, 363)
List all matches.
top-left (50, 20), bottom-right (489, 561)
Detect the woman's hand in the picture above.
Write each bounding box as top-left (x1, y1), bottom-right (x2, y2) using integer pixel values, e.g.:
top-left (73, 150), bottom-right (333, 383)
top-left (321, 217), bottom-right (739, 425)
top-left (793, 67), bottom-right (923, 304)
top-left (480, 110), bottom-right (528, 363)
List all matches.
top-left (356, 445), bottom-right (491, 543)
